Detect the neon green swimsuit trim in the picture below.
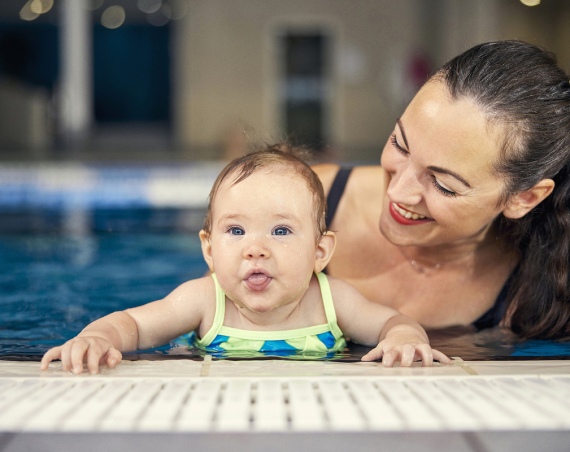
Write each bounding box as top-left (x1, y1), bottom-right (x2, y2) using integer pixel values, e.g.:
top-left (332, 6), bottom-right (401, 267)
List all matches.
top-left (194, 272), bottom-right (346, 353)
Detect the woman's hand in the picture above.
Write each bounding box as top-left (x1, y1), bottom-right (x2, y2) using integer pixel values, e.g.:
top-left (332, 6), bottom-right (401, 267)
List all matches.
top-left (40, 336), bottom-right (123, 375)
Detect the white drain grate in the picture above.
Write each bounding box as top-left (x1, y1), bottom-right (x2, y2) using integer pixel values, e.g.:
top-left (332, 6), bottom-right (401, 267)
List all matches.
top-left (0, 375), bottom-right (569, 432)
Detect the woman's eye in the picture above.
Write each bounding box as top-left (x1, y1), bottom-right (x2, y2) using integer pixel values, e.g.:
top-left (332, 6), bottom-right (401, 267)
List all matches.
top-left (229, 227), bottom-right (245, 235)
top-left (431, 176), bottom-right (457, 197)
top-left (272, 227), bottom-right (291, 236)
top-left (390, 133), bottom-right (408, 155)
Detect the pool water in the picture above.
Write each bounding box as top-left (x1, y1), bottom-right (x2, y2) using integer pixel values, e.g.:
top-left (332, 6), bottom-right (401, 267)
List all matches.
top-left (1, 208), bottom-right (569, 362)
top-left (1, 208), bottom-right (209, 358)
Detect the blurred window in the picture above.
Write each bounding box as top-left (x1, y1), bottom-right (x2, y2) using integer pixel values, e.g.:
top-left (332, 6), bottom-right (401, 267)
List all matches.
top-left (281, 33), bottom-right (329, 151)
top-left (94, 24), bottom-right (170, 123)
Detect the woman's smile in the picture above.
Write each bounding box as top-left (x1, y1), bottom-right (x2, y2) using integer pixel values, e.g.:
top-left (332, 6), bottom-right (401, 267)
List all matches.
top-left (389, 202), bottom-right (432, 225)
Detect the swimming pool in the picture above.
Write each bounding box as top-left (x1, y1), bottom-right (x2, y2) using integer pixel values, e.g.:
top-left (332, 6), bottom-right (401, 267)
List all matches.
top-left (2, 206), bottom-right (569, 362)
top-left (1, 164), bottom-right (569, 362)
top-left (0, 208), bottom-right (209, 358)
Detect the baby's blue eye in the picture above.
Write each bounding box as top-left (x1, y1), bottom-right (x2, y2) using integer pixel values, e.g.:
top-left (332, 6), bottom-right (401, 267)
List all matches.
top-left (229, 227), bottom-right (244, 235)
top-left (273, 227), bottom-right (291, 236)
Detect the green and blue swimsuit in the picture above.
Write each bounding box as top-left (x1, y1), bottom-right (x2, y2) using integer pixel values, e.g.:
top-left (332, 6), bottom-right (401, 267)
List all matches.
top-left (192, 272), bottom-right (346, 357)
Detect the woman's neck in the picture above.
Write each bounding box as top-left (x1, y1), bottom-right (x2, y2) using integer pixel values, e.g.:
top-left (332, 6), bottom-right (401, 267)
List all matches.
top-left (397, 227), bottom-right (504, 273)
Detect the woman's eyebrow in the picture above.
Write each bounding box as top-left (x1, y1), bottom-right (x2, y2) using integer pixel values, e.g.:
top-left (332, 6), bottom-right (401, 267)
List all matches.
top-left (396, 118), bottom-right (472, 189)
top-left (396, 119), bottom-right (410, 148)
top-left (428, 165), bottom-right (472, 188)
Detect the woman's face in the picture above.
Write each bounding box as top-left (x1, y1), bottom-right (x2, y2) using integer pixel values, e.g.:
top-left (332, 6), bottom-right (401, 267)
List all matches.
top-left (379, 79), bottom-right (508, 247)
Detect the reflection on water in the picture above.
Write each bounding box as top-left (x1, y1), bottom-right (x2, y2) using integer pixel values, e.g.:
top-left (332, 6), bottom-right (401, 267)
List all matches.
top-left (427, 326), bottom-right (570, 361)
top-left (166, 345), bottom-right (356, 362)
top-left (4, 325), bottom-right (570, 364)
top-left (121, 326), bottom-right (570, 363)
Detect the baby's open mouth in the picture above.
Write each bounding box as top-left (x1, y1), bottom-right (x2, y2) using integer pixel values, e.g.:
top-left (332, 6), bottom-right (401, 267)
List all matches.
top-left (244, 272), bottom-right (272, 291)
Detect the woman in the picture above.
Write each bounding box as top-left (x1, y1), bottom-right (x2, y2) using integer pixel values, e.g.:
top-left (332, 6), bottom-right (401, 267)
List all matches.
top-left (314, 40), bottom-right (570, 339)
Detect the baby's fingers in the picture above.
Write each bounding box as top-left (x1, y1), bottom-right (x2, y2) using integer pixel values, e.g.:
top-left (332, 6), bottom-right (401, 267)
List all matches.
top-left (40, 346), bottom-right (63, 370)
top-left (398, 344), bottom-right (417, 367)
top-left (361, 344), bottom-right (384, 362)
top-left (380, 348), bottom-right (400, 367)
top-left (86, 343), bottom-right (108, 375)
top-left (361, 344), bottom-right (404, 367)
top-left (105, 348), bottom-right (122, 369)
top-left (86, 345), bottom-right (122, 374)
top-left (70, 340), bottom-right (91, 374)
top-left (432, 349), bottom-right (452, 365)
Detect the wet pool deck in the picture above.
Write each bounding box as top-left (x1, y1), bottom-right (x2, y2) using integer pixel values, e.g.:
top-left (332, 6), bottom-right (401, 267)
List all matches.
top-left (0, 358), bottom-right (569, 452)
top-left (2, 356), bottom-right (570, 378)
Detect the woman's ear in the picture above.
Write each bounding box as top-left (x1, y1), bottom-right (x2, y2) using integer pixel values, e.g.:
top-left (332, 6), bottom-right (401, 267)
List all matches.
top-left (314, 231), bottom-right (337, 273)
top-left (199, 230), bottom-right (215, 271)
top-left (502, 179), bottom-right (555, 219)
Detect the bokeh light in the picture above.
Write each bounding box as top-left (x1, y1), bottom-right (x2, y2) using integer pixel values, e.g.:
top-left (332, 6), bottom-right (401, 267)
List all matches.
top-left (30, 0), bottom-right (54, 15)
top-left (85, 0), bottom-right (105, 11)
top-left (19, 1), bottom-right (40, 21)
top-left (101, 5), bottom-right (126, 29)
top-left (520, 0), bottom-right (541, 6)
top-left (138, 0), bottom-right (163, 14)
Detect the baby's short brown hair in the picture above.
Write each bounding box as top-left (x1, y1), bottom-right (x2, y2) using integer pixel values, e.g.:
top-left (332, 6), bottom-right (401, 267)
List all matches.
top-left (203, 143), bottom-right (327, 239)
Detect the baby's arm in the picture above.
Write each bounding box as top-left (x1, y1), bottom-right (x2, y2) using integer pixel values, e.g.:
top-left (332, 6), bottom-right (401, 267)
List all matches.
top-left (40, 276), bottom-right (214, 374)
top-left (40, 312), bottom-right (137, 375)
top-left (328, 277), bottom-right (450, 367)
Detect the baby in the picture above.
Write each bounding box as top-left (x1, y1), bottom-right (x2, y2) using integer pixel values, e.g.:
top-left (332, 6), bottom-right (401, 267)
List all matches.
top-left (41, 144), bottom-right (450, 374)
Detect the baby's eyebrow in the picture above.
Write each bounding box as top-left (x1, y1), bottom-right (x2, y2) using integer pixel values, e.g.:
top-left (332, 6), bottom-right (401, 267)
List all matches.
top-left (216, 213), bottom-right (243, 223)
top-left (273, 213), bottom-right (295, 221)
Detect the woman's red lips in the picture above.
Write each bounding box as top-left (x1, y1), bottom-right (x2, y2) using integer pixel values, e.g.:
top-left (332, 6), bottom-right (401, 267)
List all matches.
top-left (389, 202), bottom-right (432, 225)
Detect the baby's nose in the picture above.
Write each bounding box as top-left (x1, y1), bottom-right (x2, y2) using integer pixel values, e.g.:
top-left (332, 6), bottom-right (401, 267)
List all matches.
top-left (243, 238), bottom-right (270, 259)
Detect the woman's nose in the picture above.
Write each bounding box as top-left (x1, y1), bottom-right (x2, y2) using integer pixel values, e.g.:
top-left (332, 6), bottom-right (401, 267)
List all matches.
top-left (386, 164), bottom-right (423, 206)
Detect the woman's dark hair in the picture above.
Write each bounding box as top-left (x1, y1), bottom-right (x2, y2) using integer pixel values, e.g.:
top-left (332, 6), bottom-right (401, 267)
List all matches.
top-left (436, 40), bottom-right (570, 339)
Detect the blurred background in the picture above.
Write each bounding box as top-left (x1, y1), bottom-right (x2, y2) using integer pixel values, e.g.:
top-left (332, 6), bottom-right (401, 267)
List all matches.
top-left (0, 0), bottom-right (568, 164)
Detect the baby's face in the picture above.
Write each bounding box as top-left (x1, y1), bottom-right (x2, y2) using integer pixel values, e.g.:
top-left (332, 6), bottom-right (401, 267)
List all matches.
top-left (205, 167), bottom-right (320, 316)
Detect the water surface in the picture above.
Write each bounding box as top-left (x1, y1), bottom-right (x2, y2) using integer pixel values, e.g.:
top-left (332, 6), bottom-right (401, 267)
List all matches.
top-left (1, 208), bottom-right (569, 362)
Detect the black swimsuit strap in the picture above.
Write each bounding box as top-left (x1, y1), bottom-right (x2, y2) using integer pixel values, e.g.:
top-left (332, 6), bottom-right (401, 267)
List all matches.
top-left (325, 167), bottom-right (353, 228)
top-left (473, 267), bottom-right (518, 330)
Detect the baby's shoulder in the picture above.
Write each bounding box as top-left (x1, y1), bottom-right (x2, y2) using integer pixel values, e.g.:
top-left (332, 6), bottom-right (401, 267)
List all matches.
top-left (177, 274), bottom-right (215, 292)
top-left (166, 275), bottom-right (216, 308)
top-left (319, 274), bottom-right (364, 303)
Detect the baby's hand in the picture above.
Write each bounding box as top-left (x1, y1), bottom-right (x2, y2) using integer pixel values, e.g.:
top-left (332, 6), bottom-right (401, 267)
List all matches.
top-left (361, 342), bottom-right (450, 367)
top-left (40, 336), bottom-right (122, 375)
top-left (361, 328), bottom-right (451, 367)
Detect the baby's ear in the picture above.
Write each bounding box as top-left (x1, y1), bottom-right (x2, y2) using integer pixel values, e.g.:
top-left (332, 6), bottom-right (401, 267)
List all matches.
top-left (199, 230), bottom-right (215, 271)
top-left (502, 179), bottom-right (555, 219)
top-left (314, 231), bottom-right (336, 273)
